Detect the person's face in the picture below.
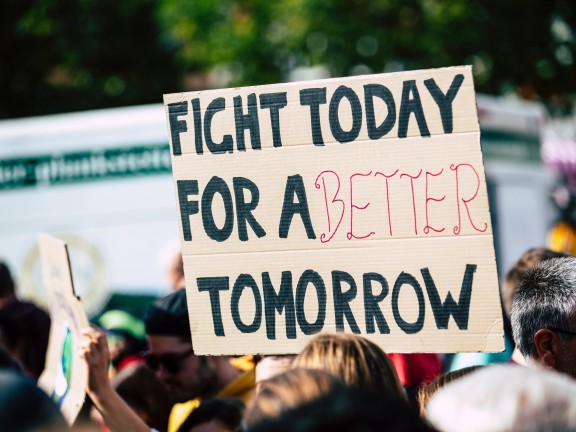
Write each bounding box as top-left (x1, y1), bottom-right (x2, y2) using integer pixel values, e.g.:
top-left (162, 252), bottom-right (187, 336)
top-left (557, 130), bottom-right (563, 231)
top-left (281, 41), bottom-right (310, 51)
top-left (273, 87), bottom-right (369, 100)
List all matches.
top-left (552, 325), bottom-right (576, 379)
top-left (146, 335), bottom-right (218, 402)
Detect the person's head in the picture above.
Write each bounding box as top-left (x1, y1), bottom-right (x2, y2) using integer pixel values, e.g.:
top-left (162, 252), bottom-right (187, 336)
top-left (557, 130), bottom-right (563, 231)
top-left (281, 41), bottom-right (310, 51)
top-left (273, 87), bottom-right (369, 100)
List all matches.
top-left (502, 247), bottom-right (568, 318)
top-left (511, 256), bottom-right (576, 378)
top-left (177, 397), bottom-right (245, 432)
top-left (426, 364), bottom-right (576, 432)
top-left (0, 370), bottom-right (69, 431)
top-left (244, 368), bottom-right (346, 429)
top-left (144, 289), bottom-right (234, 402)
top-left (292, 333), bottom-right (405, 401)
top-left (0, 301), bottom-right (51, 378)
top-left (0, 262), bottom-right (15, 299)
top-left (246, 383), bottom-right (436, 432)
top-left (112, 364), bottom-right (173, 431)
top-left (417, 366), bottom-right (482, 415)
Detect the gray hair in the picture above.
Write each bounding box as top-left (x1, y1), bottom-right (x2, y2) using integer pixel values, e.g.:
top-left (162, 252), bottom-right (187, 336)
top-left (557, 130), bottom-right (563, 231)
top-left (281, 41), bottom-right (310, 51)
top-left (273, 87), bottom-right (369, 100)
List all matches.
top-left (427, 365), bottom-right (576, 432)
top-left (511, 257), bottom-right (576, 358)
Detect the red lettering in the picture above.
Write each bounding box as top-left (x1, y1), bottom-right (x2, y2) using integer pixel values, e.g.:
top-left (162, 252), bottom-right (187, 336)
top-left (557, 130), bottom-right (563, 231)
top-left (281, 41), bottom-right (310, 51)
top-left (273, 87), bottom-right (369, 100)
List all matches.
top-left (400, 170), bottom-right (422, 235)
top-left (315, 170), bottom-right (345, 243)
top-left (451, 163), bottom-right (487, 234)
top-left (348, 171), bottom-right (375, 240)
top-left (424, 169), bottom-right (446, 234)
top-left (374, 169), bottom-right (399, 236)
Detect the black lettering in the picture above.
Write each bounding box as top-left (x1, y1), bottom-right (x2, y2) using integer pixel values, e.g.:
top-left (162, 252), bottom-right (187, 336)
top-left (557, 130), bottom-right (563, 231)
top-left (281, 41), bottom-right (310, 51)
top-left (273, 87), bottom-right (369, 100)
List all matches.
top-left (424, 74), bottom-right (465, 134)
top-left (279, 175), bottom-right (316, 239)
top-left (392, 272), bottom-right (425, 334)
top-left (329, 86), bottom-right (362, 143)
top-left (177, 180), bottom-right (199, 241)
top-left (234, 93), bottom-right (261, 151)
top-left (204, 98), bottom-right (233, 154)
top-left (233, 177), bottom-right (266, 241)
top-left (259, 92), bottom-right (287, 148)
top-left (202, 176), bottom-right (234, 242)
top-left (364, 84), bottom-right (396, 140)
top-left (300, 88), bottom-right (327, 146)
top-left (398, 80), bottom-right (430, 138)
top-left (421, 264), bottom-right (476, 330)
top-left (332, 271), bottom-right (360, 333)
top-left (197, 277), bottom-right (229, 336)
top-left (191, 98), bottom-right (203, 155)
top-left (231, 274), bottom-right (262, 333)
top-left (295, 270), bottom-right (326, 335)
top-left (363, 273), bottom-right (390, 334)
top-left (262, 271), bottom-right (296, 340)
top-left (168, 101), bottom-right (188, 156)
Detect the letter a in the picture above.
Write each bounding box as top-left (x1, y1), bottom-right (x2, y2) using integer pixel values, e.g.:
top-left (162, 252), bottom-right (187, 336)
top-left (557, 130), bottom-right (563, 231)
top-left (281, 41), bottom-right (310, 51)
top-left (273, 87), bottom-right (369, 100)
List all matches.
top-left (279, 175), bottom-right (316, 239)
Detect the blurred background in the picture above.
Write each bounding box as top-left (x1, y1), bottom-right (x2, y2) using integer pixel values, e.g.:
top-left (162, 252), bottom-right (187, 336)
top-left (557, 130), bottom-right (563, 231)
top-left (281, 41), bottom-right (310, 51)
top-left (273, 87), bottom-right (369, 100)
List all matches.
top-left (0, 0), bottom-right (575, 319)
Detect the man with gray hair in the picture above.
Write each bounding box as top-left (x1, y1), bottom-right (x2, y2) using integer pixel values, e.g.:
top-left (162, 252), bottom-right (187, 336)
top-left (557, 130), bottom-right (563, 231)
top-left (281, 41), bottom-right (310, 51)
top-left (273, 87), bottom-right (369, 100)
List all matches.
top-left (511, 256), bottom-right (576, 378)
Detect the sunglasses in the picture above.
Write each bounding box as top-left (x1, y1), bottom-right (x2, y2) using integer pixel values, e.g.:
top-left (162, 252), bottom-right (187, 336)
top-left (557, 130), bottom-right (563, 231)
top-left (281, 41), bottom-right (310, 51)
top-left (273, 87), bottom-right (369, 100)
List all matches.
top-left (143, 348), bottom-right (194, 374)
top-left (548, 327), bottom-right (576, 337)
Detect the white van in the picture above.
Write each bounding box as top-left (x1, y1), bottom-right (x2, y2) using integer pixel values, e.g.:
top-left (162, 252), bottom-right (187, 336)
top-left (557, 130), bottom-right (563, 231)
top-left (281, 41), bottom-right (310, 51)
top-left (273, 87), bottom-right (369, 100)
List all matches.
top-left (0, 104), bottom-right (179, 316)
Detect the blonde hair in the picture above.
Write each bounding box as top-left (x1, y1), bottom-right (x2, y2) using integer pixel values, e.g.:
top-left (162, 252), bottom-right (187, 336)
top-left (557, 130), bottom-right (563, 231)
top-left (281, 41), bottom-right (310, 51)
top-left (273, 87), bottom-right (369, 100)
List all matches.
top-left (292, 333), bottom-right (406, 401)
top-left (244, 368), bottom-right (344, 428)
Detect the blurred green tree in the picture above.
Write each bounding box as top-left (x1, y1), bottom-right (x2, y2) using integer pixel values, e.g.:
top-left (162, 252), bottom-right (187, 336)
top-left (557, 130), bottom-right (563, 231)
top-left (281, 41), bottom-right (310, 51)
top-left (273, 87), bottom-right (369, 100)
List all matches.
top-left (1, 0), bottom-right (574, 118)
top-left (156, 0), bottom-right (304, 86)
top-left (156, 0), bottom-right (575, 112)
top-left (1, 0), bottom-right (179, 118)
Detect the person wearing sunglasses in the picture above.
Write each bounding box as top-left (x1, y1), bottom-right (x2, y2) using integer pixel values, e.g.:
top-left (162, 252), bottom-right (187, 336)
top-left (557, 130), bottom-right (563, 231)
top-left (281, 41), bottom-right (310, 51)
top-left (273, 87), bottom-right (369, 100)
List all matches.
top-left (511, 256), bottom-right (576, 379)
top-left (81, 288), bottom-right (255, 432)
top-left (144, 288), bottom-right (255, 432)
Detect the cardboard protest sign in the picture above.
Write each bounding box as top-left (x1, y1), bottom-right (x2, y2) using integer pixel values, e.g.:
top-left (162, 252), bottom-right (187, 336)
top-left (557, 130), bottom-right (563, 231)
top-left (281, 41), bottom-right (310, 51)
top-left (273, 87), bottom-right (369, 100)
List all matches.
top-left (37, 234), bottom-right (89, 425)
top-left (164, 66), bottom-right (503, 355)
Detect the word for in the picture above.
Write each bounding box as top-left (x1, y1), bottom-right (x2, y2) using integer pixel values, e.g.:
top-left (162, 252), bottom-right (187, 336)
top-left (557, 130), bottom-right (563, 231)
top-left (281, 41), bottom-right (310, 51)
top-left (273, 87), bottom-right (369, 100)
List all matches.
top-left (167, 74), bottom-right (464, 155)
top-left (197, 264), bottom-right (476, 339)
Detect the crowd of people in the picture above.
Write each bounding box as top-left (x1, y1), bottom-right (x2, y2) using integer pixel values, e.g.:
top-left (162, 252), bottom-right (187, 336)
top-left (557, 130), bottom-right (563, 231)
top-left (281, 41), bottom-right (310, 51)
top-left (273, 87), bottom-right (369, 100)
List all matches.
top-left (2, 246), bottom-right (576, 431)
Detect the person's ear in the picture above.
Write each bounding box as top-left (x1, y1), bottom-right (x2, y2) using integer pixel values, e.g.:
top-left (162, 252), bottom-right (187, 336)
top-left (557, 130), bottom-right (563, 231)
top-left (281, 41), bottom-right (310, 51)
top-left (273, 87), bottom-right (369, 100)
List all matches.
top-left (534, 328), bottom-right (558, 367)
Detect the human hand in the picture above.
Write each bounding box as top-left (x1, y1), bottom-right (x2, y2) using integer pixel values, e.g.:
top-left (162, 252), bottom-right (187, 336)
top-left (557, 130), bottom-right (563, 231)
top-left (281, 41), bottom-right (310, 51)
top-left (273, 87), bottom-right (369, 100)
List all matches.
top-left (80, 326), bottom-right (151, 432)
top-left (80, 326), bottom-right (112, 399)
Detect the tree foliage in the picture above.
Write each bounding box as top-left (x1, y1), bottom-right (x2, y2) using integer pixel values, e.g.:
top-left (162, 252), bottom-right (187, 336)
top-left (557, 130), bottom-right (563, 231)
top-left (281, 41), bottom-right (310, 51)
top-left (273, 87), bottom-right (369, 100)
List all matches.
top-left (1, 0), bottom-right (178, 118)
top-left (1, 0), bottom-right (575, 118)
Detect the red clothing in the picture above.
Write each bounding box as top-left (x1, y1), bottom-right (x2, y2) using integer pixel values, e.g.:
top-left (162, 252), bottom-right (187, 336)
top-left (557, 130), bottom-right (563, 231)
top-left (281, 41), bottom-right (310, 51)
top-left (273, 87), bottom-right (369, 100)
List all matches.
top-left (116, 354), bottom-right (145, 372)
top-left (387, 353), bottom-right (442, 387)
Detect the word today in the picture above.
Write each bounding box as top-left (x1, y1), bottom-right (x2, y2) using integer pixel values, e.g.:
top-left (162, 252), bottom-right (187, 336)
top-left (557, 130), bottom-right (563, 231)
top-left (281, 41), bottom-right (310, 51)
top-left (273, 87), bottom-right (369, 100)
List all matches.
top-left (167, 74), bottom-right (464, 155)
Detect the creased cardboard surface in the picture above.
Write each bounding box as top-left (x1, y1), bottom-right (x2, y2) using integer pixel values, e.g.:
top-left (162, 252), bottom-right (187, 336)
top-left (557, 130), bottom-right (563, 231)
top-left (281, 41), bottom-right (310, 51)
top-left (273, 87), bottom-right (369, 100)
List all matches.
top-left (37, 234), bottom-right (89, 425)
top-left (164, 66), bottom-right (503, 355)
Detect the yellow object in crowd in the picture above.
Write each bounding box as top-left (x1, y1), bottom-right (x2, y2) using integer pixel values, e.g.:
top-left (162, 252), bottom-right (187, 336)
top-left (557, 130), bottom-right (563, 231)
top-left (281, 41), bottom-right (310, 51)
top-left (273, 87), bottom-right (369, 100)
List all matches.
top-left (548, 221), bottom-right (576, 256)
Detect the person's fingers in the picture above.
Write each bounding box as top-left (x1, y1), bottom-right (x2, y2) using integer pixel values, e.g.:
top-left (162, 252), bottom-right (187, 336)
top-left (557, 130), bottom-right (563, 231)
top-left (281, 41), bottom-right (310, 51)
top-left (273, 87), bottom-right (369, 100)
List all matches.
top-left (82, 325), bottom-right (106, 343)
top-left (79, 339), bottom-right (100, 358)
top-left (79, 340), bottom-right (109, 369)
top-left (81, 325), bottom-right (99, 339)
top-left (80, 326), bottom-right (109, 356)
